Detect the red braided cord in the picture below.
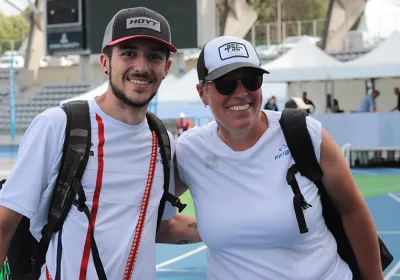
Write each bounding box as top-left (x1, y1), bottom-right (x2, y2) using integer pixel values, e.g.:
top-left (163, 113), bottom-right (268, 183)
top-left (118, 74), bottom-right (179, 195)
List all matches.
top-left (123, 131), bottom-right (158, 279)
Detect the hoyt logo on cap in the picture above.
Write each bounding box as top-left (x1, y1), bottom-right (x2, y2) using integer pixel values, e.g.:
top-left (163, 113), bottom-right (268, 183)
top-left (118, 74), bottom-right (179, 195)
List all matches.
top-left (126, 17), bottom-right (161, 32)
top-left (102, 7), bottom-right (177, 53)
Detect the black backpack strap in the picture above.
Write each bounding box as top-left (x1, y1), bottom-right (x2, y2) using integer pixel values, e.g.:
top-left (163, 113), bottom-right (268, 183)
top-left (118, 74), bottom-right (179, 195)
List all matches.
top-left (279, 108), bottom-right (321, 234)
top-left (30, 100), bottom-right (106, 280)
top-left (146, 112), bottom-right (187, 232)
top-left (279, 109), bottom-right (323, 184)
top-left (279, 109), bottom-right (394, 277)
top-left (286, 164), bottom-right (312, 234)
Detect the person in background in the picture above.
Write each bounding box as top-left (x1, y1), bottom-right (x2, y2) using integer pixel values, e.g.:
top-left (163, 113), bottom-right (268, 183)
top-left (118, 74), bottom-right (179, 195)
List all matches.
top-left (176, 112), bottom-right (192, 137)
top-left (264, 95), bottom-right (279, 111)
top-left (326, 94), bottom-right (333, 113)
top-left (391, 87), bottom-right (400, 112)
top-left (358, 90), bottom-right (380, 112)
top-left (333, 98), bottom-right (344, 113)
top-left (302, 91), bottom-right (315, 113)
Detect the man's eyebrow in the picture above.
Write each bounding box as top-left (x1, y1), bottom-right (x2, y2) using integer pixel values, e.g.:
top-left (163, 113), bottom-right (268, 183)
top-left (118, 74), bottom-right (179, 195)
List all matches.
top-left (150, 46), bottom-right (167, 53)
top-left (117, 43), bottom-right (138, 51)
top-left (117, 43), bottom-right (166, 54)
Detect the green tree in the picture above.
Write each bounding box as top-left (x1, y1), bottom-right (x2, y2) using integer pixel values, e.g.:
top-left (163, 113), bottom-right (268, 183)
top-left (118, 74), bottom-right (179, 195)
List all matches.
top-left (247, 0), bottom-right (328, 22)
top-left (0, 12), bottom-right (29, 53)
top-left (243, 0), bottom-right (329, 44)
top-left (9, 14), bottom-right (29, 40)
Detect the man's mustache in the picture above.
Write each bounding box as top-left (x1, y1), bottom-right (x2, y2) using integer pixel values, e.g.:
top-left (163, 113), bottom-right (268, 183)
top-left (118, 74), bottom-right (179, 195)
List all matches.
top-left (126, 73), bottom-right (153, 82)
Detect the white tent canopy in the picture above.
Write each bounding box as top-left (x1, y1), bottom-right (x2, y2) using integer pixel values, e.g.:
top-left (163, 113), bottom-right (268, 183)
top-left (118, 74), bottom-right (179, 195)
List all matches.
top-left (60, 81), bottom-right (108, 105)
top-left (153, 74), bottom-right (178, 102)
top-left (331, 31), bottom-right (400, 80)
top-left (348, 31), bottom-right (400, 65)
top-left (261, 36), bottom-right (343, 83)
top-left (155, 69), bottom-right (212, 119)
top-left (159, 69), bottom-right (201, 104)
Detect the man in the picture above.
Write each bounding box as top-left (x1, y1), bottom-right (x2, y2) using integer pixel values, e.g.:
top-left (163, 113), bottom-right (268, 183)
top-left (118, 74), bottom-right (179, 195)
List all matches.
top-left (176, 112), bottom-right (192, 137)
top-left (359, 90), bottom-right (380, 112)
top-left (391, 87), bottom-right (400, 112)
top-left (302, 91), bottom-right (315, 113)
top-left (264, 95), bottom-right (278, 111)
top-left (0, 7), bottom-right (201, 279)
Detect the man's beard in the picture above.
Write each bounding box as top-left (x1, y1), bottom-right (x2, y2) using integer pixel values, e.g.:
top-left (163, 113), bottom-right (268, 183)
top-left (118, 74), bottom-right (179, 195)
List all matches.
top-left (109, 67), bottom-right (157, 109)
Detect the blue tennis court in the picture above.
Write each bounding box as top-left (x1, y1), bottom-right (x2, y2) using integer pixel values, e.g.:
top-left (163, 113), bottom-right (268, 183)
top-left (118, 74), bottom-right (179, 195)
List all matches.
top-left (155, 168), bottom-right (400, 280)
top-left (0, 161), bottom-right (399, 279)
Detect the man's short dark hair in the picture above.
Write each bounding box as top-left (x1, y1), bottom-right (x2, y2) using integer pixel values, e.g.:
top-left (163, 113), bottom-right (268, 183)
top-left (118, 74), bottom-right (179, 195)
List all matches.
top-left (102, 46), bottom-right (113, 59)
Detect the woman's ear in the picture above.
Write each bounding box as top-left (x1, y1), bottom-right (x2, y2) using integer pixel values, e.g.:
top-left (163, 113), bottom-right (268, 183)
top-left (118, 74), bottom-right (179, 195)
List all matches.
top-left (196, 83), bottom-right (209, 106)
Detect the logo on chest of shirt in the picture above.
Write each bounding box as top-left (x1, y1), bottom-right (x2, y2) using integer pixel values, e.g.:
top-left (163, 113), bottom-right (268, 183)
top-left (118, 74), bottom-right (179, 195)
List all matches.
top-left (205, 154), bottom-right (219, 170)
top-left (275, 144), bottom-right (289, 160)
top-left (89, 142), bottom-right (94, 157)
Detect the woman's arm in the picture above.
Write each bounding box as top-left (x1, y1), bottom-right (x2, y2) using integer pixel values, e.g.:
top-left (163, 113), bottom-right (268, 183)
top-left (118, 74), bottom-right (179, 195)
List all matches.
top-left (320, 129), bottom-right (383, 280)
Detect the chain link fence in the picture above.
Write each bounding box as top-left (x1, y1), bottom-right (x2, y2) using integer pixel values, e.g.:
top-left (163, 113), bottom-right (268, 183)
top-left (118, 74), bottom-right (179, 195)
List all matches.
top-left (246, 19), bottom-right (326, 46)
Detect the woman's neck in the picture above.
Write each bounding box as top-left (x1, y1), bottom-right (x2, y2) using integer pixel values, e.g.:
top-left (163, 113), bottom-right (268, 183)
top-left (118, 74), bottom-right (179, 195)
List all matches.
top-left (217, 112), bottom-right (268, 152)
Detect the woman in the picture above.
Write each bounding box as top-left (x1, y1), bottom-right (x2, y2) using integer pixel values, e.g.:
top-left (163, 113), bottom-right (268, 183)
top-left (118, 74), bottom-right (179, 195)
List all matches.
top-left (174, 36), bottom-right (383, 280)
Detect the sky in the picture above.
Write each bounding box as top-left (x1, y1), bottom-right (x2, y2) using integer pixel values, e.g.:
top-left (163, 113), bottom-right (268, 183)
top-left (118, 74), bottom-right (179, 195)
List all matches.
top-left (362, 0), bottom-right (400, 38)
top-left (0, 0), bottom-right (29, 15)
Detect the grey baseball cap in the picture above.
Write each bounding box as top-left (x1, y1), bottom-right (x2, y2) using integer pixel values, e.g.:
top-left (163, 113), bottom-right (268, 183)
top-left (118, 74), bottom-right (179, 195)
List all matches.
top-left (102, 7), bottom-right (177, 53)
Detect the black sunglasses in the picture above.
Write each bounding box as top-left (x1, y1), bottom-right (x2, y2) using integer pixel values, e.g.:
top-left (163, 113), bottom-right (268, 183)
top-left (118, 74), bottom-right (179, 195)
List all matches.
top-left (205, 74), bottom-right (264, 95)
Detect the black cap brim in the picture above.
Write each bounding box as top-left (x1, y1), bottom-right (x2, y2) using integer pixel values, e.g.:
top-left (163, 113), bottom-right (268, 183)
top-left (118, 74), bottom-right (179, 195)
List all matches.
top-left (205, 62), bottom-right (269, 81)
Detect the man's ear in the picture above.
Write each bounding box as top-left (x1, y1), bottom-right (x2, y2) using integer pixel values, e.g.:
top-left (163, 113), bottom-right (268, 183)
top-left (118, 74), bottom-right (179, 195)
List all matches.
top-left (196, 83), bottom-right (209, 106)
top-left (100, 53), bottom-right (109, 75)
top-left (164, 58), bottom-right (172, 76)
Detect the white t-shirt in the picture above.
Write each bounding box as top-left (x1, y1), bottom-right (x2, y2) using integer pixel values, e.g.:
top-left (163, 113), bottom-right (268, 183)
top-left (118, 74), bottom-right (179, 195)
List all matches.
top-left (0, 99), bottom-right (176, 280)
top-left (176, 110), bottom-right (352, 280)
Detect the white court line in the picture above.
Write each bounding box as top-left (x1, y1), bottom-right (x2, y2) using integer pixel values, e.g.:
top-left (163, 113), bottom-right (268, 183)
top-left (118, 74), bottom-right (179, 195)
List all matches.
top-left (388, 193), bottom-right (400, 203)
top-left (363, 185), bottom-right (400, 196)
top-left (384, 260), bottom-right (400, 280)
top-left (383, 194), bottom-right (400, 279)
top-left (156, 245), bottom-right (207, 269)
top-left (385, 193), bottom-right (400, 280)
top-left (377, 231), bottom-right (400, 235)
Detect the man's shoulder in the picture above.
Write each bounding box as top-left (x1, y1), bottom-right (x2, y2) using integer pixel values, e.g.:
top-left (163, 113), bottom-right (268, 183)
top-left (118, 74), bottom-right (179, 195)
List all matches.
top-left (30, 106), bottom-right (67, 133)
top-left (40, 105), bottom-right (66, 118)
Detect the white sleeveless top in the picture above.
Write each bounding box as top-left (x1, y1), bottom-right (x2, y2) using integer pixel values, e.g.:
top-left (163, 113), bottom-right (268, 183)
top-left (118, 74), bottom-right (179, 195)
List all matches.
top-left (176, 110), bottom-right (352, 280)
